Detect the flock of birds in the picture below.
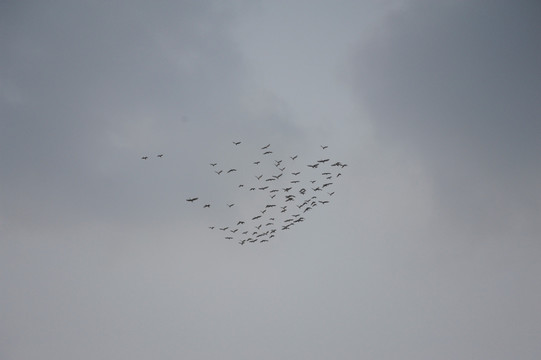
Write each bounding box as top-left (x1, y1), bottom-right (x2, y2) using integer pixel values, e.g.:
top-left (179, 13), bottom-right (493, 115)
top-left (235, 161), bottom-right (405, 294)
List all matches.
top-left (142, 142), bottom-right (347, 245)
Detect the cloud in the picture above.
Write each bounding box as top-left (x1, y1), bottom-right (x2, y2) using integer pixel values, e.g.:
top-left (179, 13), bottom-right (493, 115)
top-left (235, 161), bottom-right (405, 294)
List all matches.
top-left (350, 0), bottom-right (541, 240)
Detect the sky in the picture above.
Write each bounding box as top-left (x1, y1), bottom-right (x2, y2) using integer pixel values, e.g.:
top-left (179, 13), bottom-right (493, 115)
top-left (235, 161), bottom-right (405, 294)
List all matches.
top-left (1, 0), bottom-right (540, 359)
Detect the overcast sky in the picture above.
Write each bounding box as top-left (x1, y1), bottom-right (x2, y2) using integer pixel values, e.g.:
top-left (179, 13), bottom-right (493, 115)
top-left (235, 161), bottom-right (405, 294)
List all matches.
top-left (1, 1), bottom-right (540, 359)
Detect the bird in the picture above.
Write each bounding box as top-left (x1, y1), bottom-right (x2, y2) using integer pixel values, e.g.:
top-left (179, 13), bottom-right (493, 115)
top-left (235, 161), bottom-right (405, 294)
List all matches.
top-left (290, 155), bottom-right (298, 160)
top-left (215, 170), bottom-right (223, 175)
top-left (219, 227), bottom-right (229, 231)
top-left (157, 154), bottom-right (164, 158)
top-left (292, 172), bottom-right (300, 176)
top-left (237, 221), bottom-right (245, 225)
top-left (307, 164), bottom-right (319, 168)
top-left (203, 204), bottom-right (210, 208)
top-left (141, 156), bottom-right (148, 160)
top-left (322, 183), bottom-right (333, 188)
top-left (253, 161), bottom-right (260, 165)
top-left (210, 163), bottom-right (217, 166)
top-left (319, 200), bottom-right (329, 204)
top-left (227, 203), bottom-right (235, 208)
top-left (252, 215), bottom-right (262, 220)
top-left (291, 180), bottom-right (300, 183)
top-left (317, 159), bottom-right (330, 163)
top-left (209, 226), bottom-right (215, 229)
top-left (261, 144), bottom-right (270, 149)
top-left (233, 141), bottom-right (241, 145)
top-left (186, 197), bottom-right (198, 202)
top-left (227, 168), bottom-right (237, 173)
top-left (328, 191), bottom-right (335, 196)
top-left (263, 151), bottom-right (272, 155)
top-left (321, 145), bottom-right (328, 149)
top-left (255, 175), bottom-right (263, 180)
top-left (238, 184), bottom-right (244, 187)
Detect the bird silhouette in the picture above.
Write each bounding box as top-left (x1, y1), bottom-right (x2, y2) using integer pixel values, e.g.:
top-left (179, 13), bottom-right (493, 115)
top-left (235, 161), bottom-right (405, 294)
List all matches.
top-left (321, 145), bottom-right (328, 149)
top-left (261, 144), bottom-right (270, 149)
top-left (186, 197), bottom-right (198, 202)
top-left (157, 154), bottom-right (164, 158)
top-left (233, 141), bottom-right (241, 145)
top-left (141, 156), bottom-right (148, 160)
top-left (263, 151), bottom-right (272, 155)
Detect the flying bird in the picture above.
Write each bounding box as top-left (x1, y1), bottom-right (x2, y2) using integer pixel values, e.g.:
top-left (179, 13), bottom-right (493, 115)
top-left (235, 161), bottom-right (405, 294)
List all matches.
top-left (233, 141), bottom-right (241, 145)
top-left (186, 197), bottom-right (198, 202)
top-left (141, 156), bottom-right (148, 160)
top-left (210, 163), bottom-right (217, 166)
top-left (255, 174), bottom-right (263, 180)
top-left (263, 151), bottom-right (272, 155)
top-left (292, 172), bottom-right (300, 176)
top-left (227, 168), bottom-right (237, 173)
top-left (227, 203), bottom-right (235, 208)
top-left (321, 145), bottom-right (328, 149)
top-left (203, 204), bottom-right (210, 208)
top-left (290, 155), bottom-right (298, 160)
top-left (253, 161), bottom-right (260, 165)
top-left (157, 154), bottom-right (163, 158)
top-left (215, 170), bottom-right (223, 175)
top-left (261, 144), bottom-right (271, 149)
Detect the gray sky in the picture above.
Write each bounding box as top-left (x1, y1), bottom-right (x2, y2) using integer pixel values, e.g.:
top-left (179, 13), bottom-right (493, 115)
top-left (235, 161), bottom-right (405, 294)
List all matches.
top-left (1, 1), bottom-right (540, 359)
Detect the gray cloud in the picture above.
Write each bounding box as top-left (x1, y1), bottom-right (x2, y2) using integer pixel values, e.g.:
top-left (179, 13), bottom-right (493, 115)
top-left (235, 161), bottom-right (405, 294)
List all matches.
top-left (350, 0), bottom-right (541, 240)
